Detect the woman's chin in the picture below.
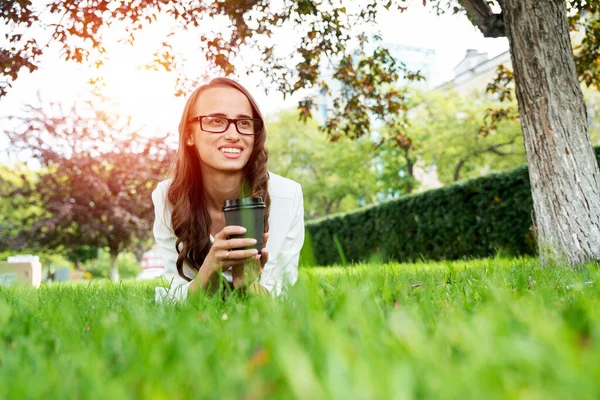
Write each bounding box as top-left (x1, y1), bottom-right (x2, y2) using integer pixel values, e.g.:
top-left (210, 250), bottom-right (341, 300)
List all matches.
top-left (212, 162), bottom-right (247, 173)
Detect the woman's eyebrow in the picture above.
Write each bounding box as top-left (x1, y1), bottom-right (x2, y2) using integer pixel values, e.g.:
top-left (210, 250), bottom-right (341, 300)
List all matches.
top-left (207, 112), bottom-right (253, 118)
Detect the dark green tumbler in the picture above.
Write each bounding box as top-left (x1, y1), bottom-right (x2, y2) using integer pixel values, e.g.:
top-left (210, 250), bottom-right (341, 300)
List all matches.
top-left (222, 197), bottom-right (266, 251)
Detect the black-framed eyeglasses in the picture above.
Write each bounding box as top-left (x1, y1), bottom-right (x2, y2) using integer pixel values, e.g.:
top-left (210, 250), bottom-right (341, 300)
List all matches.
top-left (187, 115), bottom-right (263, 135)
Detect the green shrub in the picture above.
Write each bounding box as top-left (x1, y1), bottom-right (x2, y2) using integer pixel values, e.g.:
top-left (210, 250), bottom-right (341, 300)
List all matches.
top-left (84, 250), bottom-right (141, 279)
top-left (305, 147), bottom-right (600, 266)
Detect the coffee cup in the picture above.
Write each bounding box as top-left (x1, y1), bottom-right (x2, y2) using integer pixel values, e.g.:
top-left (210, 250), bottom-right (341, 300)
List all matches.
top-left (222, 197), bottom-right (265, 251)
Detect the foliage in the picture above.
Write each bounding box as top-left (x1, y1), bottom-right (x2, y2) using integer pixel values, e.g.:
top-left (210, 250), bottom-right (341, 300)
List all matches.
top-left (409, 90), bottom-right (526, 183)
top-left (1, 258), bottom-right (600, 398)
top-left (373, 141), bottom-right (420, 198)
top-left (83, 249), bottom-right (141, 280)
top-left (266, 109), bottom-right (379, 219)
top-left (0, 164), bottom-right (101, 266)
top-left (584, 87), bottom-right (600, 143)
top-left (2, 1), bottom-right (599, 139)
top-left (569, 1), bottom-right (600, 90)
top-left (4, 96), bottom-right (173, 280)
top-left (0, 163), bottom-right (43, 250)
top-left (305, 147), bottom-right (600, 266)
top-left (1, 0), bottom-right (425, 140)
top-left (371, 87), bottom-right (421, 196)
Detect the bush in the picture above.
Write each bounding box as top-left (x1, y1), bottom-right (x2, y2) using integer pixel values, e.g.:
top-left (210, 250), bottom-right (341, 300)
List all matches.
top-left (305, 147), bottom-right (600, 266)
top-left (84, 250), bottom-right (141, 279)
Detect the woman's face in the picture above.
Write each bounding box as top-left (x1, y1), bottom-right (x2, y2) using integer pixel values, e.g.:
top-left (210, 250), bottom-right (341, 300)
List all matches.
top-left (188, 86), bottom-right (256, 174)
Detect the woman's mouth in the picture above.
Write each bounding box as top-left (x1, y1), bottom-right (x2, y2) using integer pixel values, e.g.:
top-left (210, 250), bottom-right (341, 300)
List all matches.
top-left (219, 147), bottom-right (242, 159)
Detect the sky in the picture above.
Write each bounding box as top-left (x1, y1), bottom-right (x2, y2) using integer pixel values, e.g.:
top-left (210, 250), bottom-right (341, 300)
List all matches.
top-left (0, 1), bottom-right (509, 159)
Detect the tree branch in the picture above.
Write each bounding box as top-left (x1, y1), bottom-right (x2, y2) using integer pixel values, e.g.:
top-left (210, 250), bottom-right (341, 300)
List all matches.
top-left (458, 0), bottom-right (505, 38)
top-left (453, 138), bottom-right (517, 181)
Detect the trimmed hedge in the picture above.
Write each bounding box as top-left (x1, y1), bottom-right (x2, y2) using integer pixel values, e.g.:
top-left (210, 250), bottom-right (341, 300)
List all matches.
top-left (305, 147), bottom-right (600, 266)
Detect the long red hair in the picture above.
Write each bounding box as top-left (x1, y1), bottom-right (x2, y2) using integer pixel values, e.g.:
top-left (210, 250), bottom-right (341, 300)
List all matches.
top-left (167, 78), bottom-right (270, 281)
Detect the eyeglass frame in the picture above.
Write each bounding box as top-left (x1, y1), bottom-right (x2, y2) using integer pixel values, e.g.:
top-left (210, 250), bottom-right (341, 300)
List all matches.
top-left (187, 115), bottom-right (263, 135)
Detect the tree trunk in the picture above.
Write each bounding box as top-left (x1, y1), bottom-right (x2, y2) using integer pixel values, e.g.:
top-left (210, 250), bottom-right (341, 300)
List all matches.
top-left (322, 198), bottom-right (332, 215)
top-left (404, 147), bottom-right (415, 194)
top-left (502, 0), bottom-right (600, 265)
top-left (454, 159), bottom-right (466, 182)
top-left (109, 247), bottom-right (120, 282)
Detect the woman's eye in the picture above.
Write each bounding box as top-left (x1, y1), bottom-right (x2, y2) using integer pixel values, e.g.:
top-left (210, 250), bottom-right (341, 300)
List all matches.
top-left (208, 118), bottom-right (226, 126)
top-left (238, 120), bottom-right (251, 128)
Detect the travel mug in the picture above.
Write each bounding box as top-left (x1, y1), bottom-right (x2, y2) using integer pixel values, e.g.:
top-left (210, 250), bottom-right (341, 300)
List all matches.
top-left (222, 197), bottom-right (266, 251)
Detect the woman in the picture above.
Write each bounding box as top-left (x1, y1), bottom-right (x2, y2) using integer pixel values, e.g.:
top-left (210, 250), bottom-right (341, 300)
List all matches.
top-left (152, 78), bottom-right (304, 301)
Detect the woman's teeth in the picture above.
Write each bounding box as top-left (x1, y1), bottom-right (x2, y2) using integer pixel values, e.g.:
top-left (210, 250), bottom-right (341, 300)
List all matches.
top-left (220, 148), bottom-right (241, 154)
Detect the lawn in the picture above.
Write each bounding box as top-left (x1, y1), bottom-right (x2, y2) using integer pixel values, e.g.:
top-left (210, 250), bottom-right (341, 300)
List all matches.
top-left (1, 257), bottom-right (599, 399)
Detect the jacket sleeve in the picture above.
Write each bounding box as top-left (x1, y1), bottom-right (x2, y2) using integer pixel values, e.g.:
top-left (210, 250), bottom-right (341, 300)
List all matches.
top-left (260, 183), bottom-right (305, 296)
top-left (152, 183), bottom-right (192, 302)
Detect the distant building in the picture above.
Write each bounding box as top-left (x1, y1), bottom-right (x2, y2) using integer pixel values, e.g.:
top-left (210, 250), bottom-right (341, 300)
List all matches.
top-left (437, 49), bottom-right (511, 95)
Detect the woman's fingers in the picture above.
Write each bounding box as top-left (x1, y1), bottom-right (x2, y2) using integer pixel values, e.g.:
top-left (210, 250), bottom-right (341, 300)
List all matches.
top-left (260, 248), bottom-right (268, 268)
top-left (219, 237), bottom-right (258, 250)
top-left (219, 248), bottom-right (258, 261)
top-left (214, 225), bottom-right (247, 240)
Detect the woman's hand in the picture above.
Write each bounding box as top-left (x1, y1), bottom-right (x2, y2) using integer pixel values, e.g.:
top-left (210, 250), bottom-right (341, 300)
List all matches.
top-left (189, 226), bottom-right (258, 294)
top-left (206, 225), bottom-right (260, 273)
top-left (232, 232), bottom-right (269, 293)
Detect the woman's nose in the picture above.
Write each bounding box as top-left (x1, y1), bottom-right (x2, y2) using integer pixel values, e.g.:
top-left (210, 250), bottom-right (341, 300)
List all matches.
top-left (223, 122), bottom-right (240, 140)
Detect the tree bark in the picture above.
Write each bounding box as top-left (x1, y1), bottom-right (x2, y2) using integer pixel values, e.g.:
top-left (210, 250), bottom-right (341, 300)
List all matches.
top-left (109, 247), bottom-right (120, 282)
top-left (502, 0), bottom-right (600, 265)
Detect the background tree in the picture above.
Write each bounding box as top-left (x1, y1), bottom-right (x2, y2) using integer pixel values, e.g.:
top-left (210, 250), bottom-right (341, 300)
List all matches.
top-left (267, 109), bottom-right (379, 219)
top-left (0, 163), bottom-right (42, 251)
top-left (584, 87), bottom-right (600, 142)
top-left (0, 163), bottom-right (101, 273)
top-left (373, 132), bottom-right (420, 198)
top-left (5, 97), bottom-right (174, 281)
top-left (410, 90), bottom-right (525, 183)
top-left (3, 0), bottom-right (600, 265)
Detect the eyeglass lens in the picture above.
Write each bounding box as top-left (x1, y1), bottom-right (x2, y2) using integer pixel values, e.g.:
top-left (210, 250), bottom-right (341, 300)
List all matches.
top-left (201, 117), bottom-right (258, 134)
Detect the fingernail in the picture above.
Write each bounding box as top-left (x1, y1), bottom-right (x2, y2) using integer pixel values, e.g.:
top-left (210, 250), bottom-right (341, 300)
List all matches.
top-left (250, 239), bottom-right (257, 244)
top-left (240, 227), bottom-right (247, 233)
top-left (253, 249), bottom-right (259, 254)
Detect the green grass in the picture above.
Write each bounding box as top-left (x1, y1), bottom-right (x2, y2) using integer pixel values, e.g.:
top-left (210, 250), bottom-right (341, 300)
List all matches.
top-left (1, 257), bottom-right (600, 399)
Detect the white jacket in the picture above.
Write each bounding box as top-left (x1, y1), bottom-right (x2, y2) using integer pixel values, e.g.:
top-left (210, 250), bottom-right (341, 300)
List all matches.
top-left (152, 171), bottom-right (304, 300)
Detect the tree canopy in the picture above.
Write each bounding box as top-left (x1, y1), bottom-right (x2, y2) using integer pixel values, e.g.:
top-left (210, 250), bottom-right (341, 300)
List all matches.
top-left (408, 89), bottom-right (526, 183)
top-left (267, 109), bottom-right (379, 219)
top-left (4, 96), bottom-right (173, 280)
top-left (2, 1), bottom-right (599, 139)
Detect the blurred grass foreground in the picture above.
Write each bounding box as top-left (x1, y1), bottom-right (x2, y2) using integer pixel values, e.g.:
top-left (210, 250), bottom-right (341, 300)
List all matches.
top-left (1, 257), bottom-right (600, 399)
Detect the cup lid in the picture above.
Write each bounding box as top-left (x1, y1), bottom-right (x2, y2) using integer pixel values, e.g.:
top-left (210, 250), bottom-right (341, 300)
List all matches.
top-left (223, 197), bottom-right (265, 210)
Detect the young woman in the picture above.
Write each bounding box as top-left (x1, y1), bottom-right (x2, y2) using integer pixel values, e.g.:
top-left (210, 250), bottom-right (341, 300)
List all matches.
top-left (152, 78), bottom-right (304, 301)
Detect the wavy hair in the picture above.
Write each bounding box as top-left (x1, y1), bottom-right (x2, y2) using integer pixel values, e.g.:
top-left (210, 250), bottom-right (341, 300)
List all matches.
top-left (167, 78), bottom-right (270, 281)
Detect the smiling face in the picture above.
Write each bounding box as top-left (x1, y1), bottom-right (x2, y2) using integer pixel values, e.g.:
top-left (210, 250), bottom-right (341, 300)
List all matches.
top-left (187, 86), bottom-right (256, 174)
